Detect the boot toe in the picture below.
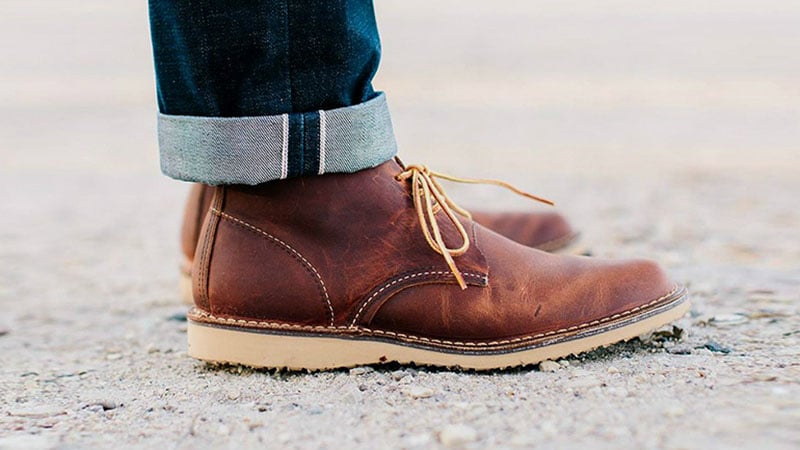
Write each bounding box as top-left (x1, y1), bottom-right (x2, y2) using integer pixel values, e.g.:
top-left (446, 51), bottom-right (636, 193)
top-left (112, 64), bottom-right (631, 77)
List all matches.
top-left (600, 258), bottom-right (676, 316)
top-left (529, 212), bottom-right (576, 248)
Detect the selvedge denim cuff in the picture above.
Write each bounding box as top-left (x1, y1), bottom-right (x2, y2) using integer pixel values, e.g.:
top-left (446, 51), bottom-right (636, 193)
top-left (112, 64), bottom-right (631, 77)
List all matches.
top-left (158, 93), bottom-right (397, 185)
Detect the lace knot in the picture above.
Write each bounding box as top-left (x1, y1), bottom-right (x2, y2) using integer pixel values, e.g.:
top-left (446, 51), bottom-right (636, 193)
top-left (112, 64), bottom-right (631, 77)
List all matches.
top-left (397, 163), bottom-right (553, 290)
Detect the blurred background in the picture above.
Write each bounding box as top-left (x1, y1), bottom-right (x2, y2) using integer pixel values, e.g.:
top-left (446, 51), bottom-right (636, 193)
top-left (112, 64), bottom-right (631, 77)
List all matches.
top-left (1, 0), bottom-right (798, 334)
top-left (3, 1), bottom-right (799, 175)
top-left (1, 1), bottom-right (799, 447)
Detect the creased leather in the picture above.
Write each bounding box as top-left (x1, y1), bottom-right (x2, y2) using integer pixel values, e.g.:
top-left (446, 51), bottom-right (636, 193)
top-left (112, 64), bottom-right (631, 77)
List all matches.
top-left (181, 185), bottom-right (578, 264)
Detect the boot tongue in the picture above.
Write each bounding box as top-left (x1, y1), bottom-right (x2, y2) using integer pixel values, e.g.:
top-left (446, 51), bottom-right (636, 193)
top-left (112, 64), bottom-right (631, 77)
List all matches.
top-left (394, 162), bottom-right (554, 289)
top-left (396, 164), bottom-right (472, 289)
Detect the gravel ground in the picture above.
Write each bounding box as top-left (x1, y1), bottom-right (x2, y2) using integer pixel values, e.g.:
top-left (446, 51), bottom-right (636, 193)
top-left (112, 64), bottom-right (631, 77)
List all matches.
top-left (1, 1), bottom-right (799, 449)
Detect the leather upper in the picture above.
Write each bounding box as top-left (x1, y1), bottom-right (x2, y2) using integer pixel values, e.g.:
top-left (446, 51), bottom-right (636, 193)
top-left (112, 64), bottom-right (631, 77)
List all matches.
top-left (470, 210), bottom-right (577, 251)
top-left (191, 160), bottom-right (676, 345)
top-left (180, 181), bottom-right (578, 265)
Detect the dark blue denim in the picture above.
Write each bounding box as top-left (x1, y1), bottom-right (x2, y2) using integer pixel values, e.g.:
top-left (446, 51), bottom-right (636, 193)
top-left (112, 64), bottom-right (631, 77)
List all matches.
top-left (148, 0), bottom-right (381, 117)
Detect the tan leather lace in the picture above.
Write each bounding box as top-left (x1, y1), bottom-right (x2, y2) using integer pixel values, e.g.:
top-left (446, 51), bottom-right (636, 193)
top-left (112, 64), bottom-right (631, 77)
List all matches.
top-left (396, 163), bottom-right (554, 290)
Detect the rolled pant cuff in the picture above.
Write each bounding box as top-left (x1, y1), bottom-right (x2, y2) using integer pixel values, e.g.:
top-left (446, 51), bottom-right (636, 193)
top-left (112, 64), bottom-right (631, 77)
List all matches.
top-left (158, 93), bottom-right (397, 185)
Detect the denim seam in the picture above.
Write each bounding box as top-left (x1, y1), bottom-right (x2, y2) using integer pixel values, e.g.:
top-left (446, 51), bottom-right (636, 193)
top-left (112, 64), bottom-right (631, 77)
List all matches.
top-left (318, 110), bottom-right (327, 175)
top-left (280, 114), bottom-right (289, 179)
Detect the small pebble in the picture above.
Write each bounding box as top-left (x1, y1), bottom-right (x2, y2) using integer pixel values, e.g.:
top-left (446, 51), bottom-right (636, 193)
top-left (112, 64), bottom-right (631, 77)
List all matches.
top-left (439, 424), bottom-right (478, 447)
top-left (106, 353), bottom-right (123, 361)
top-left (403, 386), bottom-right (435, 399)
top-left (709, 313), bottom-right (748, 326)
top-left (9, 406), bottom-right (67, 418)
top-left (404, 433), bottom-right (432, 447)
top-left (349, 366), bottom-right (372, 376)
top-left (607, 366), bottom-right (620, 374)
top-left (650, 325), bottom-right (684, 342)
top-left (85, 400), bottom-right (118, 411)
top-left (83, 404), bottom-right (105, 414)
top-left (704, 341), bottom-right (733, 354)
top-left (538, 360), bottom-right (561, 372)
top-left (391, 370), bottom-right (409, 381)
top-left (226, 389), bottom-right (241, 400)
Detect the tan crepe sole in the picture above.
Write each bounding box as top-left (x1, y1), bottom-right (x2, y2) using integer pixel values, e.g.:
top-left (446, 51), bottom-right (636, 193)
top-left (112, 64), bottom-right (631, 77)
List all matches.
top-left (176, 234), bottom-right (587, 305)
top-left (186, 290), bottom-right (689, 371)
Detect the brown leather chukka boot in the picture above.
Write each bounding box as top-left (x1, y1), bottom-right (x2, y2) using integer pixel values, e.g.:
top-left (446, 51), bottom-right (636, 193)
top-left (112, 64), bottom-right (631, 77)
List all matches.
top-left (186, 160), bottom-right (689, 370)
top-left (178, 182), bottom-right (581, 303)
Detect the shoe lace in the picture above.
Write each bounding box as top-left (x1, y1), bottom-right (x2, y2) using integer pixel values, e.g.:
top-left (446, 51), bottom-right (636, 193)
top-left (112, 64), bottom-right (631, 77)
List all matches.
top-left (395, 163), bottom-right (554, 290)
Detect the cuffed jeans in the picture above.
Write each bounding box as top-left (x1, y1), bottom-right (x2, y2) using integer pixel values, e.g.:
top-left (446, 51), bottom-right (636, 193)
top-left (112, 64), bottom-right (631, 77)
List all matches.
top-left (148, 0), bottom-right (397, 185)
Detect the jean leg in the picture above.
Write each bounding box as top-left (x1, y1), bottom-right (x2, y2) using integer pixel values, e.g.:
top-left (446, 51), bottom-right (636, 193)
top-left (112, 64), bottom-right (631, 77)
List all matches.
top-left (149, 0), bottom-right (396, 184)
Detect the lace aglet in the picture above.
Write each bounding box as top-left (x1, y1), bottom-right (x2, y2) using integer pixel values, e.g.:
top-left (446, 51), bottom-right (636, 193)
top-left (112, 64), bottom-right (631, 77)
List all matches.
top-left (443, 253), bottom-right (469, 290)
top-left (446, 263), bottom-right (468, 289)
top-left (454, 270), bottom-right (467, 290)
top-left (523, 193), bottom-right (555, 206)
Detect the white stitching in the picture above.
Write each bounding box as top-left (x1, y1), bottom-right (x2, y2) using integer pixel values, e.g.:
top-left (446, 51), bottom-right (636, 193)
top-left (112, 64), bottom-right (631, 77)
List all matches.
top-left (191, 310), bottom-right (353, 331)
top-left (191, 285), bottom-right (683, 348)
top-left (280, 114), bottom-right (289, 179)
top-left (212, 208), bottom-right (336, 326)
top-left (318, 110), bottom-right (326, 175)
top-left (349, 271), bottom-right (487, 326)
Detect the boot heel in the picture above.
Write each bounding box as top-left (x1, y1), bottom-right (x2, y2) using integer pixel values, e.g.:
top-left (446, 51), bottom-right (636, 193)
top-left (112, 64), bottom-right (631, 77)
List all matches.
top-left (178, 255), bottom-right (195, 305)
top-left (187, 321), bottom-right (377, 370)
top-left (178, 270), bottom-right (193, 305)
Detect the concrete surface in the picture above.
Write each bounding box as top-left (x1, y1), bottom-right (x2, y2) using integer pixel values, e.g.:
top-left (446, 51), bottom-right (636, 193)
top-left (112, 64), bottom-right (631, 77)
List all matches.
top-left (1, 1), bottom-right (798, 448)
